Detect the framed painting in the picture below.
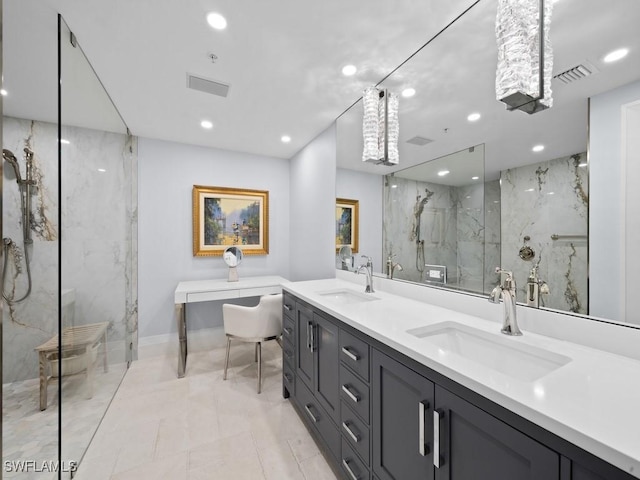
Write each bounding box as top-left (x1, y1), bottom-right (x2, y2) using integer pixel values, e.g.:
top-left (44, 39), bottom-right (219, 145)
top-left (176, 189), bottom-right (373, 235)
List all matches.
top-left (193, 185), bottom-right (269, 256)
top-left (336, 198), bottom-right (359, 253)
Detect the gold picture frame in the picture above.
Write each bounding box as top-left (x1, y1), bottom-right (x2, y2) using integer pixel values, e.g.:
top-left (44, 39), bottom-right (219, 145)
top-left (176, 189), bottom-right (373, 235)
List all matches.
top-left (193, 185), bottom-right (269, 256)
top-left (336, 198), bottom-right (359, 253)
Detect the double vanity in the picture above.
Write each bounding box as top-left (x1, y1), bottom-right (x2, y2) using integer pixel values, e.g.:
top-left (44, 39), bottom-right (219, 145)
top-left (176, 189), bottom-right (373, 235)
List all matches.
top-left (281, 276), bottom-right (640, 480)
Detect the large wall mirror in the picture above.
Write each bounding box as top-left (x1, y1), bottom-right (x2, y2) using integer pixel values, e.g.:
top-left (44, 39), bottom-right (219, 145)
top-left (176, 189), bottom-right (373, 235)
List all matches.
top-left (336, 0), bottom-right (640, 325)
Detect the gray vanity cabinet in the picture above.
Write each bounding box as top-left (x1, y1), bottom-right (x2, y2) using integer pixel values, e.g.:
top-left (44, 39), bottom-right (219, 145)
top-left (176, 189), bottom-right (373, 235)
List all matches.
top-left (371, 348), bottom-right (559, 480)
top-left (295, 302), bottom-right (315, 391)
top-left (372, 349), bottom-right (435, 480)
top-left (434, 385), bottom-right (559, 480)
top-left (283, 293), bottom-right (637, 480)
top-left (294, 301), bottom-right (340, 424)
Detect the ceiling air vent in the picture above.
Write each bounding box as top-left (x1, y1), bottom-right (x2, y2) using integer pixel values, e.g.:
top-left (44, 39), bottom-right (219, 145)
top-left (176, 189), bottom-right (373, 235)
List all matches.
top-left (187, 73), bottom-right (230, 97)
top-left (406, 136), bottom-right (433, 146)
top-left (553, 62), bottom-right (598, 84)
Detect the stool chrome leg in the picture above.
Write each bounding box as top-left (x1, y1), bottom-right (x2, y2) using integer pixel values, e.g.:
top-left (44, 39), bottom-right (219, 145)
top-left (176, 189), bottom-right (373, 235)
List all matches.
top-left (223, 337), bottom-right (231, 380)
top-left (257, 342), bottom-right (262, 394)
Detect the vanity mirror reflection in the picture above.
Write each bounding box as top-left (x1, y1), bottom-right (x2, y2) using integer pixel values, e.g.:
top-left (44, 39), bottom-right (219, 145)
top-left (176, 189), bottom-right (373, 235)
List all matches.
top-left (336, 0), bottom-right (640, 324)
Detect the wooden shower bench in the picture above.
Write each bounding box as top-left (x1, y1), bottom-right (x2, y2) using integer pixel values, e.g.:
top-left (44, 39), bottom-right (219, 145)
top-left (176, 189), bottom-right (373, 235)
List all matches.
top-left (34, 322), bottom-right (109, 411)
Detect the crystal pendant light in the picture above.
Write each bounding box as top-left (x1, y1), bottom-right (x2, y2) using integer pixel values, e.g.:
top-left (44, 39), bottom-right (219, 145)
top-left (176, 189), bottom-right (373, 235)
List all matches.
top-left (362, 86), bottom-right (399, 165)
top-left (495, 0), bottom-right (553, 114)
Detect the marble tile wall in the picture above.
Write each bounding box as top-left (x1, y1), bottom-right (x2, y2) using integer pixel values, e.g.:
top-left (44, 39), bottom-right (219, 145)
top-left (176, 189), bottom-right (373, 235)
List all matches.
top-left (484, 180), bottom-right (501, 293)
top-left (383, 177), bottom-right (486, 290)
top-left (2, 117), bottom-right (138, 383)
top-left (500, 152), bottom-right (588, 314)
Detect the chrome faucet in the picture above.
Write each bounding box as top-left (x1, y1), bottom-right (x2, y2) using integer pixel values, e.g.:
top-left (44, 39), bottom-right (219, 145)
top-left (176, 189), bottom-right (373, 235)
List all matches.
top-left (489, 268), bottom-right (522, 336)
top-left (526, 264), bottom-right (549, 308)
top-left (356, 255), bottom-right (375, 293)
top-left (386, 253), bottom-right (403, 280)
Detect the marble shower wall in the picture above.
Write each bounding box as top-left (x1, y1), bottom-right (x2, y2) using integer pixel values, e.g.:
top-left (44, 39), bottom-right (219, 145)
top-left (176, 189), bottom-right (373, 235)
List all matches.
top-left (384, 176), bottom-right (486, 290)
top-left (500, 152), bottom-right (588, 314)
top-left (484, 180), bottom-right (501, 293)
top-left (2, 117), bottom-right (138, 383)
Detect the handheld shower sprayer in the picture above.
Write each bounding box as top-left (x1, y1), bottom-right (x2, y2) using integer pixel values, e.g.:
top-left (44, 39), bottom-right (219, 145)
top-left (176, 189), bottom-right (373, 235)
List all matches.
top-left (3, 148), bottom-right (22, 183)
top-left (2, 147), bottom-right (36, 303)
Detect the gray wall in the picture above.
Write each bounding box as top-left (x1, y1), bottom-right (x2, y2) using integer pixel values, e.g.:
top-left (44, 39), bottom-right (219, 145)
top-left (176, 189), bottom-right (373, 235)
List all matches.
top-left (590, 79), bottom-right (640, 322)
top-left (336, 168), bottom-right (383, 273)
top-left (289, 124), bottom-right (337, 282)
top-left (137, 137), bottom-right (291, 338)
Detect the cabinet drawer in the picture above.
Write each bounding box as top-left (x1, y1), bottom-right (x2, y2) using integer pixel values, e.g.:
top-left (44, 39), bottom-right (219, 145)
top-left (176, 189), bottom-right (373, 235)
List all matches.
top-left (296, 380), bottom-right (340, 462)
top-left (341, 401), bottom-right (370, 465)
top-left (340, 329), bottom-right (370, 382)
top-left (340, 365), bottom-right (370, 424)
top-left (282, 314), bottom-right (295, 346)
top-left (342, 438), bottom-right (371, 480)
top-left (282, 292), bottom-right (295, 319)
top-left (283, 360), bottom-right (295, 396)
top-left (282, 338), bottom-right (295, 367)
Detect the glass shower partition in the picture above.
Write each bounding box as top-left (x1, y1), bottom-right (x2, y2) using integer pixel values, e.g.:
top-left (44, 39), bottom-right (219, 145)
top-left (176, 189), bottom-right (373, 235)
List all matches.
top-left (3, 6), bottom-right (136, 478)
top-left (58, 15), bottom-right (137, 472)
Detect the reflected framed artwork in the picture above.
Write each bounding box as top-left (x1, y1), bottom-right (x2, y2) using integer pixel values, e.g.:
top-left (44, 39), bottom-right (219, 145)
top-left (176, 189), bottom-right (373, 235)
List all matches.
top-left (193, 185), bottom-right (269, 256)
top-left (336, 198), bottom-right (359, 253)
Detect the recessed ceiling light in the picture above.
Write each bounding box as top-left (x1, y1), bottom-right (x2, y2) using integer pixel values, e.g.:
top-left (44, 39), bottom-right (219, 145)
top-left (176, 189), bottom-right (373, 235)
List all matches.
top-left (391, 184), bottom-right (398, 189)
top-left (604, 48), bottom-right (629, 63)
top-left (0, 89), bottom-right (7, 96)
top-left (437, 170), bottom-right (450, 177)
top-left (525, 188), bottom-right (535, 192)
top-left (532, 144), bottom-right (545, 152)
top-left (401, 88), bottom-right (416, 98)
top-left (281, 135), bottom-right (291, 143)
top-left (60, 139), bottom-right (70, 145)
top-left (472, 176), bottom-right (479, 180)
top-left (547, 191), bottom-right (555, 195)
top-left (342, 65), bottom-right (357, 76)
top-left (97, 168), bottom-right (106, 173)
top-left (206, 12), bottom-right (227, 30)
top-left (201, 120), bottom-right (213, 129)
top-left (467, 112), bottom-right (481, 122)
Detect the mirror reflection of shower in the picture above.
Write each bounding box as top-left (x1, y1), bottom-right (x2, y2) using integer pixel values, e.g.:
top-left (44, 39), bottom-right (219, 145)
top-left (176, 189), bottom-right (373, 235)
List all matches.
top-left (411, 188), bottom-right (434, 273)
top-left (2, 147), bottom-right (37, 303)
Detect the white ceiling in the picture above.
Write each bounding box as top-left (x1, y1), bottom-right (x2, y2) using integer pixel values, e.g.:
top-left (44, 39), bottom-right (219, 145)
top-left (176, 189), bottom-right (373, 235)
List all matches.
top-left (3, 0), bottom-right (639, 171)
top-left (336, 0), bottom-right (640, 182)
top-left (3, 0), bottom-right (479, 159)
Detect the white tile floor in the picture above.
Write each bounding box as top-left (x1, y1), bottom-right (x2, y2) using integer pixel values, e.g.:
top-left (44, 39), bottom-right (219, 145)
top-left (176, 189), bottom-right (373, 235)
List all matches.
top-left (2, 347), bottom-right (127, 480)
top-left (74, 337), bottom-right (338, 480)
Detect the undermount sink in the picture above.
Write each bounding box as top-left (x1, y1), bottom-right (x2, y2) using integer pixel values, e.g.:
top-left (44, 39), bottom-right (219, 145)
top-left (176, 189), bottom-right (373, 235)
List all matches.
top-left (317, 289), bottom-right (380, 305)
top-left (406, 321), bottom-right (571, 382)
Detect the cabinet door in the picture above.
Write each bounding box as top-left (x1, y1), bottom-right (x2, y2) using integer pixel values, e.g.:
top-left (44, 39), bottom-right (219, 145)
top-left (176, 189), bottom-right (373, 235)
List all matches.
top-left (295, 303), bottom-right (314, 390)
top-left (372, 349), bottom-right (435, 480)
top-left (314, 312), bottom-right (340, 425)
top-left (434, 385), bottom-right (559, 480)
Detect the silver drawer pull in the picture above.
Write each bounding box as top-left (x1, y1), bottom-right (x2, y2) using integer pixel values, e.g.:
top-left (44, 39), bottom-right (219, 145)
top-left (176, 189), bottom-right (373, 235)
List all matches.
top-left (342, 384), bottom-right (360, 403)
top-left (434, 409), bottom-right (443, 468)
top-left (283, 373), bottom-right (292, 384)
top-left (342, 421), bottom-right (360, 443)
top-left (342, 459), bottom-right (359, 480)
top-left (304, 404), bottom-right (318, 423)
top-left (419, 401), bottom-right (429, 456)
top-left (283, 303), bottom-right (293, 311)
top-left (341, 347), bottom-right (359, 362)
top-left (283, 327), bottom-right (293, 336)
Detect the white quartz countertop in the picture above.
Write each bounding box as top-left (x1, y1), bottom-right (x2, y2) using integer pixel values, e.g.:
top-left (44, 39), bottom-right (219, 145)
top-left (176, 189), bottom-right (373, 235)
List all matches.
top-left (282, 278), bottom-right (640, 479)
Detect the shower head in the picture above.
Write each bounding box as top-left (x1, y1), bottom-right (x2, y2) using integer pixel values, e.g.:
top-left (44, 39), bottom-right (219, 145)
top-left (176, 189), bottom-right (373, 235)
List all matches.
top-left (3, 148), bottom-right (22, 183)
